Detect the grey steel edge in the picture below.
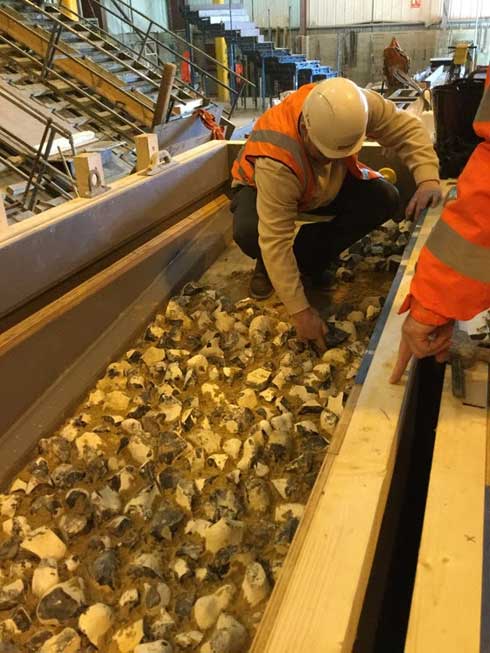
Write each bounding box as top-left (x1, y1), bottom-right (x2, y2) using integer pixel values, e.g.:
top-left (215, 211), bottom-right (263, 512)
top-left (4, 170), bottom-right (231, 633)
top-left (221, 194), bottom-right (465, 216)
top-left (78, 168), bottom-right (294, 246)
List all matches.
top-left (0, 206), bottom-right (232, 487)
top-left (0, 141), bottom-right (231, 319)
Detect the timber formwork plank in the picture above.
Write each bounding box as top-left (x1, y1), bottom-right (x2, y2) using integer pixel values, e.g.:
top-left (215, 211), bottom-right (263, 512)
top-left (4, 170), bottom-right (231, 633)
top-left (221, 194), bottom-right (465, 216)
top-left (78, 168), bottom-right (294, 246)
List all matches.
top-left (251, 193), bottom-right (448, 653)
top-left (406, 363), bottom-right (489, 653)
top-left (0, 8), bottom-right (155, 126)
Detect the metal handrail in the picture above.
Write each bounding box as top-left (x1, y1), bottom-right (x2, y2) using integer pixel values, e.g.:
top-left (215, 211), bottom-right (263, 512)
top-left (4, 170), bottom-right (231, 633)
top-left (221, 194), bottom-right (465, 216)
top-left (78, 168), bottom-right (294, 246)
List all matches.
top-left (9, 0), bottom-right (182, 104)
top-left (66, 0), bottom-right (251, 98)
top-left (104, 0), bottom-right (253, 87)
top-left (18, 0), bottom-right (246, 106)
top-left (0, 32), bottom-right (145, 140)
top-left (19, 0), bottom-right (208, 103)
top-left (0, 4), bottom-right (153, 109)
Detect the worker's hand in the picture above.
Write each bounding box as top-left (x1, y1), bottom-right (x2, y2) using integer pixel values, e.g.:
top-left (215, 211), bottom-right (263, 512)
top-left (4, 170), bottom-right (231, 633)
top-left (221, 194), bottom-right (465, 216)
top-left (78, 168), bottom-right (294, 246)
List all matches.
top-left (406, 180), bottom-right (442, 220)
top-left (291, 307), bottom-right (327, 352)
top-left (390, 314), bottom-right (454, 384)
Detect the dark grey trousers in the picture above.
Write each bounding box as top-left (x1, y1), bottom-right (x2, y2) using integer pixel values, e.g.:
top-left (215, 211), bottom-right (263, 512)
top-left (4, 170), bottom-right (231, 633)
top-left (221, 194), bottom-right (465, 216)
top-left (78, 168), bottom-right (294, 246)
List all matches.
top-left (231, 172), bottom-right (400, 277)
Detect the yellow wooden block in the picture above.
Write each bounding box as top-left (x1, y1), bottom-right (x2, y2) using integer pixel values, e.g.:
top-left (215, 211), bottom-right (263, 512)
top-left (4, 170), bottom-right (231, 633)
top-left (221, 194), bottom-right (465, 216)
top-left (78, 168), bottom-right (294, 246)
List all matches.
top-left (134, 134), bottom-right (159, 172)
top-left (73, 153), bottom-right (106, 198)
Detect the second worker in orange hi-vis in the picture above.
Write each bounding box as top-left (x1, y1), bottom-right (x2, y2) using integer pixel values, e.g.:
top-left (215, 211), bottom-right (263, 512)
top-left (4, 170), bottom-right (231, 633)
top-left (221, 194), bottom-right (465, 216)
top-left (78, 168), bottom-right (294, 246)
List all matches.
top-left (230, 78), bottom-right (441, 349)
top-left (391, 72), bottom-right (490, 383)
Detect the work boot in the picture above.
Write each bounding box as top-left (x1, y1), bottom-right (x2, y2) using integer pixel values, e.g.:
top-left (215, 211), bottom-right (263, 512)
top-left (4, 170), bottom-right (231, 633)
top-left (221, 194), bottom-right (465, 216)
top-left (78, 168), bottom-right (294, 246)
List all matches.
top-left (250, 258), bottom-right (274, 299)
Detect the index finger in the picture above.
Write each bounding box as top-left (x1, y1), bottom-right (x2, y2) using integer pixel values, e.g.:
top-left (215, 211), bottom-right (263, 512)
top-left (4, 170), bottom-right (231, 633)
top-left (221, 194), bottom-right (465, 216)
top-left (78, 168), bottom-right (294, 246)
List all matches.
top-left (314, 334), bottom-right (326, 355)
top-left (405, 196), bottom-right (416, 219)
top-left (390, 338), bottom-right (412, 384)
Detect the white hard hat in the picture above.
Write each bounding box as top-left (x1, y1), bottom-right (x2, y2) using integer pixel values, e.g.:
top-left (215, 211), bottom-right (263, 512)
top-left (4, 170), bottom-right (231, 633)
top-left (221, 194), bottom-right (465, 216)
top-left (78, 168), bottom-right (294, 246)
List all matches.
top-left (302, 78), bottom-right (368, 158)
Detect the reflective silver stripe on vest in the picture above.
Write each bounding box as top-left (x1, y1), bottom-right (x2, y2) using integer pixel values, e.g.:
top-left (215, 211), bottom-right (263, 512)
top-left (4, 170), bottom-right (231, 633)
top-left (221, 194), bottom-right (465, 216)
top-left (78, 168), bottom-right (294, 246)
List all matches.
top-left (235, 145), bottom-right (245, 161)
top-left (248, 129), bottom-right (308, 189)
top-left (426, 218), bottom-right (490, 283)
top-left (236, 164), bottom-right (249, 181)
top-left (475, 86), bottom-right (490, 123)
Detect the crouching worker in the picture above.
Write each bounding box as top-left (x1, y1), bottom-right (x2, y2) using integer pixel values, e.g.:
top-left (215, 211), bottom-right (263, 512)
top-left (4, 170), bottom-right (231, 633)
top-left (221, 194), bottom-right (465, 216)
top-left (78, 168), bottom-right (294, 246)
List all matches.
top-left (230, 78), bottom-right (441, 348)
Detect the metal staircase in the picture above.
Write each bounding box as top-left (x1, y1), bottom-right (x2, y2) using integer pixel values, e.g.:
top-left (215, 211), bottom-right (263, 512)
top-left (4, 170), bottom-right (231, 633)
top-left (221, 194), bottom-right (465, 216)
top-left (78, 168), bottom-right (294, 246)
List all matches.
top-left (0, 0), bottom-right (253, 122)
top-left (184, 3), bottom-right (337, 109)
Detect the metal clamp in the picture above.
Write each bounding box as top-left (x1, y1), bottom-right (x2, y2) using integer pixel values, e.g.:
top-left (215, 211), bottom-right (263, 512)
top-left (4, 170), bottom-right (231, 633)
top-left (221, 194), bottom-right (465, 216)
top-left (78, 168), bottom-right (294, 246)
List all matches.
top-left (145, 149), bottom-right (176, 176)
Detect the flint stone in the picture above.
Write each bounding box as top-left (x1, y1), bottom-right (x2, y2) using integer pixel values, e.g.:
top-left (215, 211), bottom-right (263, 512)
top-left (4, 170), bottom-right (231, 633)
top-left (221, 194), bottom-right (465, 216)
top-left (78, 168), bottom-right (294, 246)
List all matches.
top-left (145, 582), bottom-right (171, 609)
top-left (174, 631), bottom-right (204, 648)
top-left (51, 464), bottom-right (85, 489)
top-left (39, 628), bottom-right (81, 653)
top-left (246, 368), bottom-right (272, 390)
top-left (129, 553), bottom-right (163, 579)
top-left (78, 603), bottom-right (113, 648)
top-left (275, 503), bottom-right (305, 522)
top-left (242, 562), bottom-right (270, 607)
top-left (135, 642), bottom-right (173, 653)
top-left (93, 549), bottom-right (119, 589)
top-left (204, 518), bottom-right (245, 554)
top-left (120, 588), bottom-right (139, 608)
top-left (203, 614), bottom-right (248, 653)
top-left (11, 606), bottom-right (31, 632)
top-left (0, 579), bottom-right (24, 610)
top-left (21, 527), bottom-right (66, 561)
top-left (114, 619), bottom-right (145, 653)
top-left (194, 584), bottom-right (236, 630)
top-left (150, 506), bottom-right (185, 541)
top-left (58, 514), bottom-right (89, 539)
top-left (159, 432), bottom-right (187, 464)
top-left (245, 478), bottom-right (270, 514)
top-left (37, 577), bottom-right (85, 624)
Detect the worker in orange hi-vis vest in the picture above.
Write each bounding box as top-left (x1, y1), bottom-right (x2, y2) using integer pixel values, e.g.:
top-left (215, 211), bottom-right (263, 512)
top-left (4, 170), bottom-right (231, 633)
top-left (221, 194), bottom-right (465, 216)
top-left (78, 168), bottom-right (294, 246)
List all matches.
top-left (230, 78), bottom-right (441, 349)
top-left (390, 70), bottom-right (490, 383)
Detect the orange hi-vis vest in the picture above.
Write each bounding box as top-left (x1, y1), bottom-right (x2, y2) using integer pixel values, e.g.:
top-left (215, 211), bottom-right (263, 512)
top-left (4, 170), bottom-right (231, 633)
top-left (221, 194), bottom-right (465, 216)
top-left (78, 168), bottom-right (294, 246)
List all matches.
top-left (403, 68), bottom-right (490, 325)
top-left (231, 83), bottom-right (381, 211)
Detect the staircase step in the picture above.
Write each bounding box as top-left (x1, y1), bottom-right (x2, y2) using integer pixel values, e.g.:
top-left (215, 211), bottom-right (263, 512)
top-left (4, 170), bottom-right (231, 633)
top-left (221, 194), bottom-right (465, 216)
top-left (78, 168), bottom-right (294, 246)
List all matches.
top-left (197, 8), bottom-right (249, 18)
top-left (127, 81), bottom-right (156, 94)
top-left (101, 61), bottom-right (128, 73)
top-left (117, 71), bottom-right (144, 84)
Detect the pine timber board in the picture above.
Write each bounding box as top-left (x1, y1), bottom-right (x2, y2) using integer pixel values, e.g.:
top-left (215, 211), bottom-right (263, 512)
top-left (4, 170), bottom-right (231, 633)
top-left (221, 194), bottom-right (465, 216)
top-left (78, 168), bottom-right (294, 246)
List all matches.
top-left (0, 8), bottom-right (154, 126)
top-left (251, 191), bottom-right (450, 653)
top-left (406, 363), bottom-right (489, 653)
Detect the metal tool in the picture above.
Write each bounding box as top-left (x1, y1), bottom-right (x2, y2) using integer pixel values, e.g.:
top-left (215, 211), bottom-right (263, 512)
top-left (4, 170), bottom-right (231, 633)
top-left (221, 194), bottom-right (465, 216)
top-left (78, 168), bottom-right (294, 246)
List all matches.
top-left (450, 329), bottom-right (490, 400)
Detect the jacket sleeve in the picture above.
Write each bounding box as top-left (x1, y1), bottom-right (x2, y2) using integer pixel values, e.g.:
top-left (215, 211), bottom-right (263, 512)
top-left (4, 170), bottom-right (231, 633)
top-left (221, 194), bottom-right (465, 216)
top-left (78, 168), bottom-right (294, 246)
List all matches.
top-left (363, 89), bottom-right (440, 186)
top-left (255, 158), bottom-right (310, 315)
top-left (401, 141), bottom-right (490, 325)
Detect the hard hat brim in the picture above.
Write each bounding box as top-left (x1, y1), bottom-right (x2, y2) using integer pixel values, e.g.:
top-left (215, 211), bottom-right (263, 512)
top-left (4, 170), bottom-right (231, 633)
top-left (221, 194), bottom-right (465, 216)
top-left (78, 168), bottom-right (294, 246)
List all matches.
top-left (309, 129), bottom-right (366, 160)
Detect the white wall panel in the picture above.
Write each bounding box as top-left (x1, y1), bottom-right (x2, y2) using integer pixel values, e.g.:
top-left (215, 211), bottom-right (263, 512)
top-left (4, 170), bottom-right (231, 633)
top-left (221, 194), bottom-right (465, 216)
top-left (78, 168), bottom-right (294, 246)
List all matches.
top-left (449, 0), bottom-right (490, 19)
top-left (243, 0), bottom-right (300, 28)
top-left (308, 0), bottom-right (453, 27)
top-left (103, 0), bottom-right (168, 34)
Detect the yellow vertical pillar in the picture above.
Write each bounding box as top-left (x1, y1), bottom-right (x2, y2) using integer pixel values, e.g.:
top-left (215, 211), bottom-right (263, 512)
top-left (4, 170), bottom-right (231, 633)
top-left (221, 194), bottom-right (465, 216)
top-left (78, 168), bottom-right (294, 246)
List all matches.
top-left (60, 0), bottom-right (79, 21)
top-left (213, 0), bottom-right (229, 103)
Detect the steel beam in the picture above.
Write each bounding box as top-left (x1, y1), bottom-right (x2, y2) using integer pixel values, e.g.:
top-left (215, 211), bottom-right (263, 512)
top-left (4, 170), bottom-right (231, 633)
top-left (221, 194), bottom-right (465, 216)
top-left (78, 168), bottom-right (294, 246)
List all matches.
top-left (0, 141), bottom-right (233, 319)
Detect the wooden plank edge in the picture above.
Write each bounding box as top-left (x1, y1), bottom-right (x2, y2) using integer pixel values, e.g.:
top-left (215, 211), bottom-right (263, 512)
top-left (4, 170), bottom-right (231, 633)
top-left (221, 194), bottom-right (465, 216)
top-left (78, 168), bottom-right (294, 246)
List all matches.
top-left (0, 195), bottom-right (230, 355)
top-left (251, 384), bottom-right (362, 650)
top-left (406, 365), bottom-right (488, 653)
